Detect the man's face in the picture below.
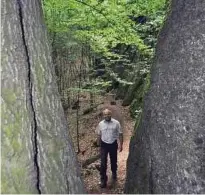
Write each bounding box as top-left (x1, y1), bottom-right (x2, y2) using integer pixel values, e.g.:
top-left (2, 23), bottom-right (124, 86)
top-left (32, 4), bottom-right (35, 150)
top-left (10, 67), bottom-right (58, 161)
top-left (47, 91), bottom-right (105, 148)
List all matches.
top-left (103, 112), bottom-right (111, 121)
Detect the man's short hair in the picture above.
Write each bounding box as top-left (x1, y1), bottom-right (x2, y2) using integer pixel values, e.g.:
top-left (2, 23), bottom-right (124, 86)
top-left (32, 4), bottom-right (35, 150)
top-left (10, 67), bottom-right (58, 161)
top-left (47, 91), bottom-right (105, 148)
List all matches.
top-left (103, 109), bottom-right (112, 115)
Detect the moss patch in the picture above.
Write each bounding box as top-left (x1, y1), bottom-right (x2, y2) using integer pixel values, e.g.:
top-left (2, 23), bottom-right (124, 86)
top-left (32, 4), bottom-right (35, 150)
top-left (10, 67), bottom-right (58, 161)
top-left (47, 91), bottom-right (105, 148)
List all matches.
top-left (130, 73), bottom-right (150, 128)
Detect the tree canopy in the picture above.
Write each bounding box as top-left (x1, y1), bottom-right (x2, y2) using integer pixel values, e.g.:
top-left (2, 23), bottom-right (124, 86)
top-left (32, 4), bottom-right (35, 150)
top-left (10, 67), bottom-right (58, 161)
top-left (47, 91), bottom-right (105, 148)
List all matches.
top-left (43, 0), bottom-right (166, 57)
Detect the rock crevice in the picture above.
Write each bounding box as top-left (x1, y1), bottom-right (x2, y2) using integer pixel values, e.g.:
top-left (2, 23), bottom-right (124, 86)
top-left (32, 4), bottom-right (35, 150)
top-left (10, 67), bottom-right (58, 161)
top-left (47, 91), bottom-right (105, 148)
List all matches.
top-left (17, 0), bottom-right (41, 193)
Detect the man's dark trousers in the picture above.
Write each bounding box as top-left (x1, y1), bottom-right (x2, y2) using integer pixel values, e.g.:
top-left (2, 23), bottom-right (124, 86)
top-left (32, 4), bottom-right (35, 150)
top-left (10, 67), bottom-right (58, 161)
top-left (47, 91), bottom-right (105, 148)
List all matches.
top-left (100, 140), bottom-right (118, 183)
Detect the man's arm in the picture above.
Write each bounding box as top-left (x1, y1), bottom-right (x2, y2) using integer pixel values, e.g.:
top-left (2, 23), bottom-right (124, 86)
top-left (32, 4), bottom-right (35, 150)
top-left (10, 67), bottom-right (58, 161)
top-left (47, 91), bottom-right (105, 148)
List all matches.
top-left (95, 124), bottom-right (101, 147)
top-left (117, 122), bottom-right (123, 152)
top-left (118, 133), bottom-right (123, 152)
top-left (119, 133), bottom-right (123, 146)
top-left (97, 135), bottom-right (101, 147)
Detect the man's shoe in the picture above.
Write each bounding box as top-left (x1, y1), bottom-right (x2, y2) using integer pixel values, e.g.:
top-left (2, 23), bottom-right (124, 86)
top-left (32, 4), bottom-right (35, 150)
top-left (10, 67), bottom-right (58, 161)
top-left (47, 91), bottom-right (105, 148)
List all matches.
top-left (100, 175), bottom-right (107, 188)
top-left (112, 173), bottom-right (117, 182)
top-left (100, 181), bottom-right (107, 188)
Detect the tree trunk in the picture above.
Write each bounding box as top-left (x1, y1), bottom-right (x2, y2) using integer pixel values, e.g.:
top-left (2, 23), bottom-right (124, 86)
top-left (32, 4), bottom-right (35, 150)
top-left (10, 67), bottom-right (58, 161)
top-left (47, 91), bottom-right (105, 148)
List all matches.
top-left (1, 0), bottom-right (85, 193)
top-left (125, 0), bottom-right (205, 194)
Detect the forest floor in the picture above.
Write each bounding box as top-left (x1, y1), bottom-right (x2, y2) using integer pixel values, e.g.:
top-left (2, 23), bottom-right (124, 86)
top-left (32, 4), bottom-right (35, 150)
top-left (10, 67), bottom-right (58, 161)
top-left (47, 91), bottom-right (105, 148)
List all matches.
top-left (67, 94), bottom-right (135, 194)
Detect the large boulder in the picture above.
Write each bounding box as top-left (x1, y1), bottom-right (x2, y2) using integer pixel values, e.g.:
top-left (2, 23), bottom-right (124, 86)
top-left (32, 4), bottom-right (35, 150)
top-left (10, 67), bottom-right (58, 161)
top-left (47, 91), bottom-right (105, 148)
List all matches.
top-left (1, 0), bottom-right (85, 193)
top-left (125, 0), bottom-right (205, 193)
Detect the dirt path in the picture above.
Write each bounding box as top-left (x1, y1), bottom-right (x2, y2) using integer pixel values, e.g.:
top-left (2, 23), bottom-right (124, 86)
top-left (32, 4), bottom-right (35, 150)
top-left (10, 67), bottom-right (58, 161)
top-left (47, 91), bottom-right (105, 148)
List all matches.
top-left (79, 102), bottom-right (135, 194)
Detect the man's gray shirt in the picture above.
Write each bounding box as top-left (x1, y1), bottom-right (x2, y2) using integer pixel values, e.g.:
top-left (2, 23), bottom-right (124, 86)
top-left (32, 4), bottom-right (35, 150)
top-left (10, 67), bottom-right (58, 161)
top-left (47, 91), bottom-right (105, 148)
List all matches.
top-left (96, 118), bottom-right (122, 144)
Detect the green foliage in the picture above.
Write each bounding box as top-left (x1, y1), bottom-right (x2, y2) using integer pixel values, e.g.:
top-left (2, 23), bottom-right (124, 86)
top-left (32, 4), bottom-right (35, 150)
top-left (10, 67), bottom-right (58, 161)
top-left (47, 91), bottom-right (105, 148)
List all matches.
top-left (42, 0), bottom-right (167, 115)
top-left (64, 78), bottom-right (112, 95)
top-left (126, 0), bottom-right (166, 15)
top-left (66, 87), bottom-right (102, 94)
top-left (42, 0), bottom-right (165, 57)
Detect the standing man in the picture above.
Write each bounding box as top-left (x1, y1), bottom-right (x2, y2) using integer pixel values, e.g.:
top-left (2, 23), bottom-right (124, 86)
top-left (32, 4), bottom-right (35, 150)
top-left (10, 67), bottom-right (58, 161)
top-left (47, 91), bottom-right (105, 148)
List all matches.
top-left (96, 109), bottom-right (123, 188)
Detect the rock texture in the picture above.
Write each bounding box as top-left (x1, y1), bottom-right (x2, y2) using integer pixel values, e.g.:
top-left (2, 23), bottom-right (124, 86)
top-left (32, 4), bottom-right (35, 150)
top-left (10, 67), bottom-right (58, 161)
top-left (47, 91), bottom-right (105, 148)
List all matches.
top-left (1, 0), bottom-right (85, 193)
top-left (125, 0), bottom-right (205, 194)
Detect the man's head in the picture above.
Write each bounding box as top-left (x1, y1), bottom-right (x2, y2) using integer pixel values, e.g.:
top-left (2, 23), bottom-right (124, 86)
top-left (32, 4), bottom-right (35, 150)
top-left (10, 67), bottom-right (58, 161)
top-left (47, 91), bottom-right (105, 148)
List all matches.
top-left (103, 109), bottom-right (112, 122)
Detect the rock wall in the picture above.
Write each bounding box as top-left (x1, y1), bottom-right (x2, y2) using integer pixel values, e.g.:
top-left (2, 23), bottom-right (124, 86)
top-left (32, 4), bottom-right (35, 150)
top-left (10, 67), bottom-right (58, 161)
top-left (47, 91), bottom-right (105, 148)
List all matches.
top-left (1, 0), bottom-right (85, 193)
top-left (125, 0), bottom-right (205, 193)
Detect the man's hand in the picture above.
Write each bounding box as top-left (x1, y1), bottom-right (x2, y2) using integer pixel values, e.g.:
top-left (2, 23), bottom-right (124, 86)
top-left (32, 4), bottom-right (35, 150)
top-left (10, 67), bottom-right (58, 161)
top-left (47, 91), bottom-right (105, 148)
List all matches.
top-left (118, 145), bottom-right (123, 152)
top-left (96, 136), bottom-right (101, 147)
